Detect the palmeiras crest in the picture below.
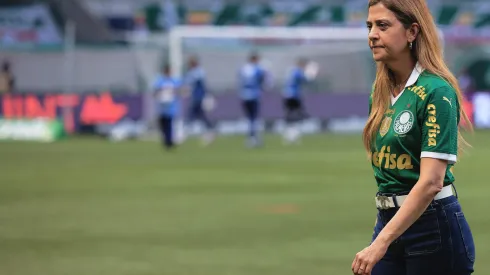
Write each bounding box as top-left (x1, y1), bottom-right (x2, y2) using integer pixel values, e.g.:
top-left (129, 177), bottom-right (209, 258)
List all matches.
top-left (379, 116), bottom-right (392, 137)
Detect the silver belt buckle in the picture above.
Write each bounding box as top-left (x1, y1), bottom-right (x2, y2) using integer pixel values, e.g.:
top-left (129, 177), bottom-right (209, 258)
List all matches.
top-left (375, 195), bottom-right (392, 210)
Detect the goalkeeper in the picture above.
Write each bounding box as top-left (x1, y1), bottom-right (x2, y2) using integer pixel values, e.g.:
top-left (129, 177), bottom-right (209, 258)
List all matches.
top-left (282, 57), bottom-right (318, 144)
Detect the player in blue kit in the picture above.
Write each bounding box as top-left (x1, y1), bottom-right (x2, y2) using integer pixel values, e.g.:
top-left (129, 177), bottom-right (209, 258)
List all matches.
top-left (282, 57), bottom-right (318, 144)
top-left (238, 52), bottom-right (267, 147)
top-left (184, 56), bottom-right (215, 145)
top-left (153, 64), bottom-right (182, 150)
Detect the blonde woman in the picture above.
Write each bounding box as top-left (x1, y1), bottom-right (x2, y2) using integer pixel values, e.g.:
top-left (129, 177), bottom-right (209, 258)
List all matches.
top-left (352, 0), bottom-right (475, 274)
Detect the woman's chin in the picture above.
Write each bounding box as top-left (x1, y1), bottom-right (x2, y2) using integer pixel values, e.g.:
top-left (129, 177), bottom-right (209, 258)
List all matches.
top-left (372, 53), bottom-right (386, 62)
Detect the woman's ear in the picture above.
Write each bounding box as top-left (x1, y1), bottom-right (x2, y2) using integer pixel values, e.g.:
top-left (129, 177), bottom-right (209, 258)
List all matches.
top-left (408, 23), bottom-right (420, 43)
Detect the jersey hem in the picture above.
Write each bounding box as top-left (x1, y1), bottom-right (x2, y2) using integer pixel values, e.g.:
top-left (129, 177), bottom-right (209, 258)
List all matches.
top-left (377, 182), bottom-right (454, 194)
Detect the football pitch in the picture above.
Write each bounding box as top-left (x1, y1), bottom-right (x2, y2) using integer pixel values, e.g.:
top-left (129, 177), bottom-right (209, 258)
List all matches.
top-left (0, 132), bottom-right (489, 275)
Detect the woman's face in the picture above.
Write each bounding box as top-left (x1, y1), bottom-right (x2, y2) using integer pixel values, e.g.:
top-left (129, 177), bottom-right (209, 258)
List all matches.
top-left (366, 3), bottom-right (411, 63)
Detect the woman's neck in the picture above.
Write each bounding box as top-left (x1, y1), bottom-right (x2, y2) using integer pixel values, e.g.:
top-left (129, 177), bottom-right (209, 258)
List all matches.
top-left (387, 56), bottom-right (416, 86)
top-left (386, 56), bottom-right (416, 98)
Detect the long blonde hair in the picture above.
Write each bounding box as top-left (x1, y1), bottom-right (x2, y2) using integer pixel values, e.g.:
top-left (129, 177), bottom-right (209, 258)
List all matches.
top-left (363, 0), bottom-right (472, 153)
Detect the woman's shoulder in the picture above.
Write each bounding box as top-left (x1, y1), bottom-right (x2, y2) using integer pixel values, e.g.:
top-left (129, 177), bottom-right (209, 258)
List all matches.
top-left (415, 71), bottom-right (459, 114)
top-left (419, 71), bottom-right (456, 95)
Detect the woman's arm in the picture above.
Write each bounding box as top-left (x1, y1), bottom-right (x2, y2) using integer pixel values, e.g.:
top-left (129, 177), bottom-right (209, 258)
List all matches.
top-left (352, 157), bottom-right (448, 275)
top-left (373, 157), bottom-right (447, 246)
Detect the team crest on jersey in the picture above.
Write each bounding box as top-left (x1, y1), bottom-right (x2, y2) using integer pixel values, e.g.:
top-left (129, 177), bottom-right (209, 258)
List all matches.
top-left (394, 110), bottom-right (414, 135)
top-left (379, 116), bottom-right (392, 137)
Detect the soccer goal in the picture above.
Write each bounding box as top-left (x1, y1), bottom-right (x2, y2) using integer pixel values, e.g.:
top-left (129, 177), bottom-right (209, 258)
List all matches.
top-left (166, 26), bottom-right (374, 137)
top-left (131, 26), bottom-right (375, 140)
top-left (168, 25), bottom-right (373, 94)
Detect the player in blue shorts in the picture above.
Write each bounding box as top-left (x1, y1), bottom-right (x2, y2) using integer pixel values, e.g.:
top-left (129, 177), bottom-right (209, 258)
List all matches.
top-left (184, 56), bottom-right (215, 145)
top-left (153, 64), bottom-right (182, 150)
top-left (282, 57), bottom-right (318, 144)
top-left (238, 52), bottom-right (267, 147)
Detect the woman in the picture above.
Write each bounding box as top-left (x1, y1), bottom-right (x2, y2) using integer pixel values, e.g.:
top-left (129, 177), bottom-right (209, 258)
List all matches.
top-left (351, 0), bottom-right (476, 274)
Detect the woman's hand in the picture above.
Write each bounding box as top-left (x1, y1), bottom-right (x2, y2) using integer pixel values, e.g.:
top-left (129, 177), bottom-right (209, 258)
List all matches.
top-left (351, 240), bottom-right (389, 275)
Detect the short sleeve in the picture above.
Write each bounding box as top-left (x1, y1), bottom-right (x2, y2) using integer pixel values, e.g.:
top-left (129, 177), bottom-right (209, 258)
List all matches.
top-left (420, 86), bottom-right (459, 164)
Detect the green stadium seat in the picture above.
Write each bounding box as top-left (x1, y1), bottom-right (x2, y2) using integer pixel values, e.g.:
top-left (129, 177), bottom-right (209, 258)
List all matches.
top-left (437, 5), bottom-right (458, 25)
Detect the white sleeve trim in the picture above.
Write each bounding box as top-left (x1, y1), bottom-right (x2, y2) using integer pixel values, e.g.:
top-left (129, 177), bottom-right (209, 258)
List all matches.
top-left (421, 151), bottom-right (457, 164)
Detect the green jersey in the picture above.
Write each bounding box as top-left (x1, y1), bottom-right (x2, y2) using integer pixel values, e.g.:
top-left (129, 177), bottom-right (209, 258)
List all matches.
top-left (369, 63), bottom-right (460, 193)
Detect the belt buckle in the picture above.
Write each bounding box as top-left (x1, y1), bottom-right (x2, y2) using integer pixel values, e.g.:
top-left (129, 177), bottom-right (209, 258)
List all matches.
top-left (376, 195), bottom-right (391, 210)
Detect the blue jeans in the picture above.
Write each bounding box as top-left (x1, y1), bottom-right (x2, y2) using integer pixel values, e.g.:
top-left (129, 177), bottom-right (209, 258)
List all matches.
top-left (371, 195), bottom-right (476, 275)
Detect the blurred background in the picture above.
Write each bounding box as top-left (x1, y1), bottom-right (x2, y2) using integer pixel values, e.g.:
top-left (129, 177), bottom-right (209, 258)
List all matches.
top-left (0, 0), bottom-right (489, 275)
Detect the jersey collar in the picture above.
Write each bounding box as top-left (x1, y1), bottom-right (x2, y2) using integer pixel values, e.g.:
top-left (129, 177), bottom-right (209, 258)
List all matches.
top-left (405, 62), bottom-right (424, 87)
top-left (391, 62), bottom-right (424, 105)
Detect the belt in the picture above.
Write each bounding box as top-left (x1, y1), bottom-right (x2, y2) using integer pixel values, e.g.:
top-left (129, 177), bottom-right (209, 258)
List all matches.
top-left (375, 184), bottom-right (454, 210)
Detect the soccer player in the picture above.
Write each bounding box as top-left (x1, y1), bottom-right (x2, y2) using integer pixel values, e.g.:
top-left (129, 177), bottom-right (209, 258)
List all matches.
top-left (184, 56), bottom-right (215, 145)
top-left (352, 1), bottom-right (475, 275)
top-left (238, 51), bottom-right (267, 147)
top-left (0, 60), bottom-right (14, 94)
top-left (153, 64), bottom-right (182, 150)
top-left (282, 57), bottom-right (318, 144)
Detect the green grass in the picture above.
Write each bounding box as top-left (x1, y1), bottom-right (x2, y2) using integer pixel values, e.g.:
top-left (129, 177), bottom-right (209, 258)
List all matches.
top-left (0, 132), bottom-right (489, 275)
